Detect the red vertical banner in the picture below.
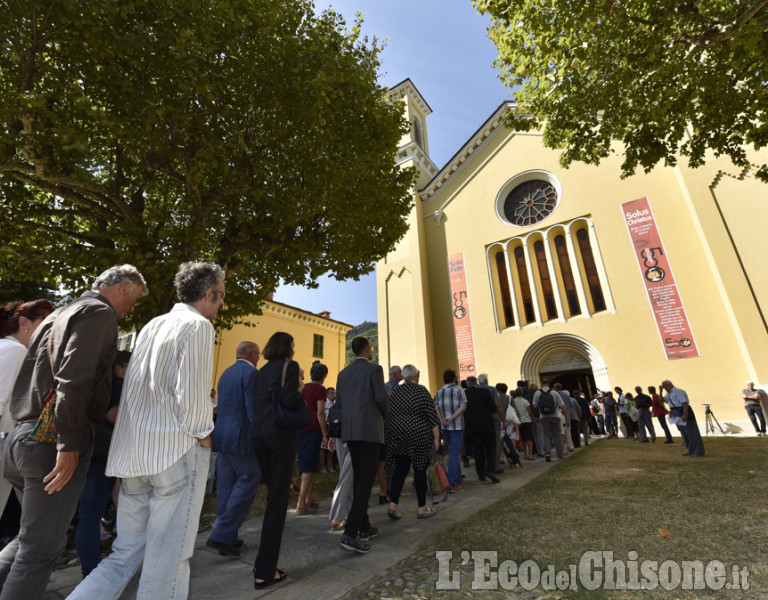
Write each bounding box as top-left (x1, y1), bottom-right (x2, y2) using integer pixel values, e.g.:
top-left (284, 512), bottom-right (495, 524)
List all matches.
top-left (447, 252), bottom-right (478, 380)
top-left (622, 197), bottom-right (699, 360)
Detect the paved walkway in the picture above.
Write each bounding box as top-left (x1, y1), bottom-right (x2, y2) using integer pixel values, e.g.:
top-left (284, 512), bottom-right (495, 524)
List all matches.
top-left (44, 457), bottom-right (558, 599)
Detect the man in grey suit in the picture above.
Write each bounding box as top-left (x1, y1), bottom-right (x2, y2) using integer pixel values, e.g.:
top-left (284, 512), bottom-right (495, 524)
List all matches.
top-left (336, 337), bottom-right (388, 554)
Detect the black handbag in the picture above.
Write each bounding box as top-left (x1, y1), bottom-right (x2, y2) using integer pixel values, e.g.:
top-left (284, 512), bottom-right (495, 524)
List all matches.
top-left (327, 401), bottom-right (342, 438)
top-left (271, 360), bottom-right (312, 430)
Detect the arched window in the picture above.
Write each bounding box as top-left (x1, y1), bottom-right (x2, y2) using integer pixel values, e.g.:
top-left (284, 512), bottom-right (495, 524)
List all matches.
top-left (413, 116), bottom-right (422, 148)
top-left (487, 217), bottom-right (612, 331)
top-left (576, 229), bottom-right (606, 312)
top-left (495, 251), bottom-right (514, 327)
top-left (514, 247), bottom-right (535, 323)
top-left (555, 235), bottom-right (581, 316)
top-left (534, 241), bottom-right (558, 319)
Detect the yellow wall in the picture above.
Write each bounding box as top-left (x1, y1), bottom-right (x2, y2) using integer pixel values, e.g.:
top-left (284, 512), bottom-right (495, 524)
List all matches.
top-left (213, 300), bottom-right (351, 390)
top-left (378, 100), bottom-right (768, 430)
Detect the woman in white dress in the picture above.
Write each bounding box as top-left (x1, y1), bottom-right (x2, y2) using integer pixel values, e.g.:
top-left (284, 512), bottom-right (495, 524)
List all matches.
top-left (0, 300), bottom-right (54, 515)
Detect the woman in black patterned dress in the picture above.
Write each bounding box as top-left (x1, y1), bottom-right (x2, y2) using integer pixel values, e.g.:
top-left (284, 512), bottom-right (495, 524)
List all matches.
top-left (385, 365), bottom-right (441, 519)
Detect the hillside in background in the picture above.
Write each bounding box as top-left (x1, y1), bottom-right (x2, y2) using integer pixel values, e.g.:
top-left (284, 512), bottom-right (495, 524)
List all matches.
top-left (345, 321), bottom-right (379, 365)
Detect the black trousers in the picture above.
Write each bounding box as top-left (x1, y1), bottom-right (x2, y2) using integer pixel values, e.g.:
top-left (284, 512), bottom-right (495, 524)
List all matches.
top-left (570, 419), bottom-right (582, 447)
top-left (468, 432), bottom-right (495, 480)
top-left (344, 441), bottom-right (381, 538)
top-left (252, 430), bottom-right (299, 580)
top-left (389, 454), bottom-right (427, 508)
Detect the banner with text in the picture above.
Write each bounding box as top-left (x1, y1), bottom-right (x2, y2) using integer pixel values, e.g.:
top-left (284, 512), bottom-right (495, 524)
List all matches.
top-left (622, 197), bottom-right (699, 360)
top-left (447, 252), bottom-right (478, 380)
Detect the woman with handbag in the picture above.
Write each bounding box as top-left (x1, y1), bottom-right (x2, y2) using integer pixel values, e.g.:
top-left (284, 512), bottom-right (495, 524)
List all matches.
top-left (251, 331), bottom-right (308, 589)
top-left (385, 365), bottom-right (440, 520)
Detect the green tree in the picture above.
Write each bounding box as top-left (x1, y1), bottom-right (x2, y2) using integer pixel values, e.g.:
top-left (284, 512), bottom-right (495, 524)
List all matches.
top-left (345, 321), bottom-right (378, 365)
top-left (475, 0), bottom-right (768, 181)
top-left (0, 0), bottom-right (414, 327)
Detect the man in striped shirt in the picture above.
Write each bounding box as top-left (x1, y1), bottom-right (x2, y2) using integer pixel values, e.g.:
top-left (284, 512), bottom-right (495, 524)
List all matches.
top-left (69, 262), bottom-right (225, 600)
top-left (434, 370), bottom-right (467, 492)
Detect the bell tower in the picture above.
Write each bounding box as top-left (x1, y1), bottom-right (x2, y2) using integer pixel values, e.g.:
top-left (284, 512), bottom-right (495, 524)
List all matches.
top-left (376, 79), bottom-right (440, 389)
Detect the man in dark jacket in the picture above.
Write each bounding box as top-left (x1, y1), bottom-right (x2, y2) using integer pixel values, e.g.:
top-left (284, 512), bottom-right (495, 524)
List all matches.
top-left (634, 386), bottom-right (656, 443)
top-left (0, 265), bottom-right (146, 600)
top-left (207, 341), bottom-right (261, 556)
top-left (336, 337), bottom-right (388, 554)
top-left (463, 377), bottom-right (500, 484)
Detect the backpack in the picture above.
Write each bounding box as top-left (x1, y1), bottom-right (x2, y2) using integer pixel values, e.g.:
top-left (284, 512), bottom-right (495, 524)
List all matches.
top-left (538, 389), bottom-right (557, 416)
top-left (327, 401), bottom-right (342, 438)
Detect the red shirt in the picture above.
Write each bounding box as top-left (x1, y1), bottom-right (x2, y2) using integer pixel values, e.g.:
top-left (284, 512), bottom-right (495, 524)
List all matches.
top-left (651, 393), bottom-right (667, 417)
top-left (302, 382), bottom-right (326, 430)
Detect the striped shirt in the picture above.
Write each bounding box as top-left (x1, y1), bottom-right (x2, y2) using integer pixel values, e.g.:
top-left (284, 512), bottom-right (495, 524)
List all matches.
top-left (434, 383), bottom-right (467, 431)
top-left (107, 303), bottom-right (215, 478)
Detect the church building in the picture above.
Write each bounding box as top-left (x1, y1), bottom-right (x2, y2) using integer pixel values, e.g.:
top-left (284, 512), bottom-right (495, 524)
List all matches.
top-left (376, 79), bottom-right (768, 428)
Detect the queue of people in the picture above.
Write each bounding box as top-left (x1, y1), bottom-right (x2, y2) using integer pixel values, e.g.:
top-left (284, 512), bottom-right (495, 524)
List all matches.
top-left (3, 265), bottom-right (730, 599)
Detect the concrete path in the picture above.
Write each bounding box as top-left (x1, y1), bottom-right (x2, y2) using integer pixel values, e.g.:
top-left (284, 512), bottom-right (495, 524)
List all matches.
top-left (44, 456), bottom-right (558, 599)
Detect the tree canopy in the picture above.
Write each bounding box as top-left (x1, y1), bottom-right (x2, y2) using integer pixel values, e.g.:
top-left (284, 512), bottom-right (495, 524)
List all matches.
top-left (475, 0), bottom-right (768, 181)
top-left (0, 0), bottom-right (414, 328)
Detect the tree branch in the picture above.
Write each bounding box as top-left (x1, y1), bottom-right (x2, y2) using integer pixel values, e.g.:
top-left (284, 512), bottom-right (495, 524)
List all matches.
top-left (4, 169), bottom-right (115, 221)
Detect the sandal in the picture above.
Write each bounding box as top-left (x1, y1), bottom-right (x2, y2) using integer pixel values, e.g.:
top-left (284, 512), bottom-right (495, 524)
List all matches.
top-left (254, 568), bottom-right (287, 589)
top-left (417, 507), bottom-right (436, 519)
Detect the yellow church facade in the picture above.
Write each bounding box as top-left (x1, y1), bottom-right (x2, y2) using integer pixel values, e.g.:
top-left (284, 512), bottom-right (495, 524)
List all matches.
top-left (377, 79), bottom-right (768, 429)
top-left (213, 299), bottom-right (352, 390)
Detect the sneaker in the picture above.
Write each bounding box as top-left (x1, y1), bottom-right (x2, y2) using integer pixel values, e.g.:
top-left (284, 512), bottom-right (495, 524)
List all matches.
top-left (450, 485), bottom-right (464, 492)
top-left (360, 526), bottom-right (379, 541)
top-left (545, 454), bottom-right (551, 462)
top-left (206, 538), bottom-right (241, 557)
top-left (340, 534), bottom-right (370, 554)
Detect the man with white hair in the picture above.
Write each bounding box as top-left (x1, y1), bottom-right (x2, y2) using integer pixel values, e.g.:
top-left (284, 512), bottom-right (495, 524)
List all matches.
top-left (741, 381), bottom-right (766, 436)
top-left (386, 365), bottom-right (402, 394)
top-left (0, 265), bottom-right (147, 600)
top-left (661, 380), bottom-right (705, 457)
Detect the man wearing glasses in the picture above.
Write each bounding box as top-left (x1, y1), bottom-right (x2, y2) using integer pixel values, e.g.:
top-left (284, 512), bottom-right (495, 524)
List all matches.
top-left (69, 262), bottom-right (225, 600)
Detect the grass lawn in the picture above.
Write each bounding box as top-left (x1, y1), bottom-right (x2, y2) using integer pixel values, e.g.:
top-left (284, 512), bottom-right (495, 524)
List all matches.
top-left (422, 437), bottom-right (768, 599)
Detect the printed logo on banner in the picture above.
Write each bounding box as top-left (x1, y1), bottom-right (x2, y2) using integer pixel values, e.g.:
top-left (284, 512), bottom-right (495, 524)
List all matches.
top-left (447, 253), bottom-right (478, 380)
top-left (621, 198), bottom-right (699, 360)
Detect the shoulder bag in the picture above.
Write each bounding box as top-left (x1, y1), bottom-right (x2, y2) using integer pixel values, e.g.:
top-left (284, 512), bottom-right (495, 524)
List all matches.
top-left (272, 360), bottom-right (312, 431)
top-left (327, 401), bottom-right (342, 438)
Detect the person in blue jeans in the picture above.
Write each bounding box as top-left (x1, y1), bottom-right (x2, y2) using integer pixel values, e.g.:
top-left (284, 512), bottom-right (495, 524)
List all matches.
top-left (75, 351), bottom-right (131, 577)
top-left (434, 370), bottom-right (467, 492)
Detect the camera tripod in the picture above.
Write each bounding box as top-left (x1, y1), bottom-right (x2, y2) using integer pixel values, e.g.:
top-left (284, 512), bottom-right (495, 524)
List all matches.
top-left (703, 404), bottom-right (725, 435)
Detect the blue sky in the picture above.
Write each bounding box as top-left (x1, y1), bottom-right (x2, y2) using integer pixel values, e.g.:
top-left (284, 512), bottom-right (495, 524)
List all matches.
top-left (273, 0), bottom-right (511, 325)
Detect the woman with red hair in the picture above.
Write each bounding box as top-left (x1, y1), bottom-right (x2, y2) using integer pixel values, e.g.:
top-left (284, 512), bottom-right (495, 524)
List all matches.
top-left (0, 299), bottom-right (55, 516)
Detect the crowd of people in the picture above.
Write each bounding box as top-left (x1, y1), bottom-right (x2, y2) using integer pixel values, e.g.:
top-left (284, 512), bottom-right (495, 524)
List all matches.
top-left (0, 261), bottom-right (733, 598)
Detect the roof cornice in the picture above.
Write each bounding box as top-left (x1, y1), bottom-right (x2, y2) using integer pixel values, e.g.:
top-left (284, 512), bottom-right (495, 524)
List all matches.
top-left (396, 141), bottom-right (439, 179)
top-left (389, 78), bottom-right (432, 116)
top-left (261, 299), bottom-right (354, 333)
top-left (419, 101), bottom-right (518, 204)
